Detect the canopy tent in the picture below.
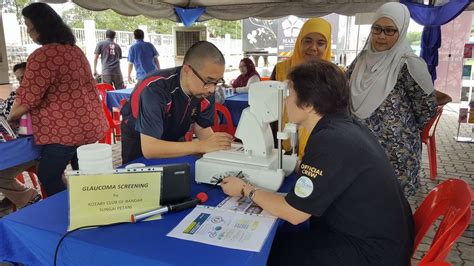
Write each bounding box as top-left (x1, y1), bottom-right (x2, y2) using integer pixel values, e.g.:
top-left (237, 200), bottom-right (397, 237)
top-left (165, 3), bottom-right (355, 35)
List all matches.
top-left (41, 0), bottom-right (474, 80)
top-left (40, 0), bottom-right (474, 80)
top-left (41, 0), bottom-right (454, 21)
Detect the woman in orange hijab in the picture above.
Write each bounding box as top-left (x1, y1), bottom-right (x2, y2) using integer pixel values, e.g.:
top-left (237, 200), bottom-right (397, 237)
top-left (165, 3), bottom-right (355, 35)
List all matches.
top-left (270, 18), bottom-right (332, 159)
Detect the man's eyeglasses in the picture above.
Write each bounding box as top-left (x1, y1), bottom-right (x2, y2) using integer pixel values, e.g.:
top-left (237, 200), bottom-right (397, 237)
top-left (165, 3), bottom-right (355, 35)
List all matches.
top-left (187, 65), bottom-right (225, 88)
top-left (371, 26), bottom-right (398, 36)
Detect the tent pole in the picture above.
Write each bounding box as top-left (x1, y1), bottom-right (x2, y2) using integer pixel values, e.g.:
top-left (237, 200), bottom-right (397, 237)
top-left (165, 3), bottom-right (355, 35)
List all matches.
top-left (356, 24), bottom-right (360, 55)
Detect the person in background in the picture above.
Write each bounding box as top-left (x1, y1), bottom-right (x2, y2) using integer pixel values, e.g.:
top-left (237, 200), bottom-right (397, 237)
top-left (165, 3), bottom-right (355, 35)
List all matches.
top-left (93, 29), bottom-right (124, 89)
top-left (0, 62), bottom-right (40, 210)
top-left (127, 29), bottom-right (160, 83)
top-left (270, 18), bottom-right (332, 159)
top-left (0, 62), bottom-right (26, 119)
top-left (120, 41), bottom-right (233, 164)
top-left (231, 58), bottom-right (260, 93)
top-left (221, 60), bottom-right (414, 265)
top-left (347, 2), bottom-right (437, 197)
top-left (8, 2), bottom-right (108, 196)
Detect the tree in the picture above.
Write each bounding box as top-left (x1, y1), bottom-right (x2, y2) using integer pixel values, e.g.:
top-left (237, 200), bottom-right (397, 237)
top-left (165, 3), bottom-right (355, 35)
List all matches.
top-left (5, 1), bottom-right (242, 39)
top-left (406, 32), bottom-right (422, 46)
top-left (1, 0), bottom-right (32, 21)
top-left (62, 6), bottom-right (176, 34)
top-left (200, 19), bottom-right (242, 39)
top-left (1, 0), bottom-right (16, 12)
top-left (61, 3), bottom-right (242, 38)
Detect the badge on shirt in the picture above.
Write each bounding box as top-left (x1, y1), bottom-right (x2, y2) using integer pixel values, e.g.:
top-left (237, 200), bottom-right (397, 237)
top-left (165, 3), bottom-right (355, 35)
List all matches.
top-left (294, 176), bottom-right (314, 198)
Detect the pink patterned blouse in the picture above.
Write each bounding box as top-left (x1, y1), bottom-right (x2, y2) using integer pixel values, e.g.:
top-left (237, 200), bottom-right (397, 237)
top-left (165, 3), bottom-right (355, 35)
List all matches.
top-left (16, 44), bottom-right (108, 145)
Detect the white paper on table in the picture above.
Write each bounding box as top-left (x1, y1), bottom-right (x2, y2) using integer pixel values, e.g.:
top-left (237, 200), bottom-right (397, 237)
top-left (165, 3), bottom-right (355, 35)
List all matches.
top-left (167, 205), bottom-right (277, 252)
top-left (216, 196), bottom-right (274, 217)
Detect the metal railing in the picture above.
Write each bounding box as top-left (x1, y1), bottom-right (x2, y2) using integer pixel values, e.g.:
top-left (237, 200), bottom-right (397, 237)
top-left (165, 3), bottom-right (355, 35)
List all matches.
top-left (19, 25), bottom-right (33, 45)
top-left (15, 24), bottom-right (242, 70)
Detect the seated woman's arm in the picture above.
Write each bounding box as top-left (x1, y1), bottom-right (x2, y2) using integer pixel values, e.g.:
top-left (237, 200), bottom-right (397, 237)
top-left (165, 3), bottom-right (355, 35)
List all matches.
top-left (235, 74), bottom-right (261, 93)
top-left (8, 100), bottom-right (28, 122)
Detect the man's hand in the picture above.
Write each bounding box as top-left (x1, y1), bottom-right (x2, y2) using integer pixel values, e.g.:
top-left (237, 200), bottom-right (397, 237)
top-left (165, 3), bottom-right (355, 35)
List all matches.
top-left (127, 63), bottom-right (134, 85)
top-left (220, 176), bottom-right (246, 197)
top-left (199, 132), bottom-right (233, 153)
top-left (7, 101), bottom-right (28, 122)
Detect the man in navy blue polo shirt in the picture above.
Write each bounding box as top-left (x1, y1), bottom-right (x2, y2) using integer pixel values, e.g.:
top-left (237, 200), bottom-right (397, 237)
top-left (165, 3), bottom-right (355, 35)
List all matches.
top-left (121, 41), bottom-right (233, 164)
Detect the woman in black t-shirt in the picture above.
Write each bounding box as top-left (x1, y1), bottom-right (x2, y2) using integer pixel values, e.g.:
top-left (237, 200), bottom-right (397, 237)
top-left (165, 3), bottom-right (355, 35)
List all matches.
top-left (221, 60), bottom-right (414, 266)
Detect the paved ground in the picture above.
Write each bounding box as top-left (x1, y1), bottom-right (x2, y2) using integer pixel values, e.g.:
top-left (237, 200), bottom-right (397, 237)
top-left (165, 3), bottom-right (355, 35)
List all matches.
top-left (1, 103), bottom-right (473, 265)
top-left (409, 104), bottom-right (474, 266)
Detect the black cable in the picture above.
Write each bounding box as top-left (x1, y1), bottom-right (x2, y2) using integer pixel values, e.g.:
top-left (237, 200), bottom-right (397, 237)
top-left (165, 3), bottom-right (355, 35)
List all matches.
top-left (53, 222), bottom-right (128, 266)
top-left (53, 187), bottom-right (220, 265)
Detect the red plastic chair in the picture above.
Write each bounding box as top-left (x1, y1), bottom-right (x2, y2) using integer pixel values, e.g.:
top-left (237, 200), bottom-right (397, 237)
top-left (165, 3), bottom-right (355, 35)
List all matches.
top-left (96, 84), bottom-right (121, 144)
top-left (213, 103), bottom-right (236, 136)
top-left (184, 124), bottom-right (195, 142)
top-left (96, 83), bottom-right (115, 101)
top-left (112, 98), bottom-right (127, 122)
top-left (98, 100), bottom-right (121, 144)
top-left (421, 105), bottom-right (445, 180)
top-left (412, 179), bottom-right (473, 265)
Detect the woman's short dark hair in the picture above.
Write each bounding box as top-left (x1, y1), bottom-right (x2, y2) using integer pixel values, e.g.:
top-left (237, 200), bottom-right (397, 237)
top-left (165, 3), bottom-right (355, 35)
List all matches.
top-left (13, 62), bottom-right (27, 72)
top-left (134, 29), bottom-right (144, 40)
top-left (288, 60), bottom-right (350, 115)
top-left (22, 3), bottom-right (75, 45)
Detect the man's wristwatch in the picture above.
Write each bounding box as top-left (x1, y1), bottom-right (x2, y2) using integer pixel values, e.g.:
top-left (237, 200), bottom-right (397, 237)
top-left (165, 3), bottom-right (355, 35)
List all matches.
top-left (248, 188), bottom-right (260, 202)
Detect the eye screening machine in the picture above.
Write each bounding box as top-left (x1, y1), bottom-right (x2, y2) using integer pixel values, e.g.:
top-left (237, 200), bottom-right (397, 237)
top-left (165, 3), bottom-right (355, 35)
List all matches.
top-left (195, 81), bottom-right (298, 191)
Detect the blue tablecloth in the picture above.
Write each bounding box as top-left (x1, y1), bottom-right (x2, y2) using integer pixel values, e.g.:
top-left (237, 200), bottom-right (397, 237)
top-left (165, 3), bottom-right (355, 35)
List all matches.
top-left (224, 93), bottom-right (249, 126)
top-left (106, 88), bottom-right (133, 111)
top-left (0, 136), bottom-right (41, 171)
top-left (0, 155), bottom-right (296, 265)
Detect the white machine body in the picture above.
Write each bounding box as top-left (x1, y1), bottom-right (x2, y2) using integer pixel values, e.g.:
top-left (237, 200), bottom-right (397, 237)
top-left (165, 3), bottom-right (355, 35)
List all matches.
top-left (195, 81), bottom-right (298, 191)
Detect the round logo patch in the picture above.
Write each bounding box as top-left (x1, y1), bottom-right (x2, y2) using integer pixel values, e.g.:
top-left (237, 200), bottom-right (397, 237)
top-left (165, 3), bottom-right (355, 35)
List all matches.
top-left (294, 176), bottom-right (313, 198)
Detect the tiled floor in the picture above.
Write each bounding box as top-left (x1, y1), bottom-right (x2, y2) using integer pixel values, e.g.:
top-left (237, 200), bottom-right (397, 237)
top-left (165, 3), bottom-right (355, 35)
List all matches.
top-left (0, 103), bottom-right (473, 265)
top-left (409, 104), bottom-right (474, 265)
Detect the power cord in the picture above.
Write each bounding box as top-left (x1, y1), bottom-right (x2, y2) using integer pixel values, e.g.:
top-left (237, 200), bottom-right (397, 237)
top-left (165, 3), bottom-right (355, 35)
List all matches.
top-left (53, 222), bottom-right (128, 266)
top-left (53, 183), bottom-right (226, 265)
